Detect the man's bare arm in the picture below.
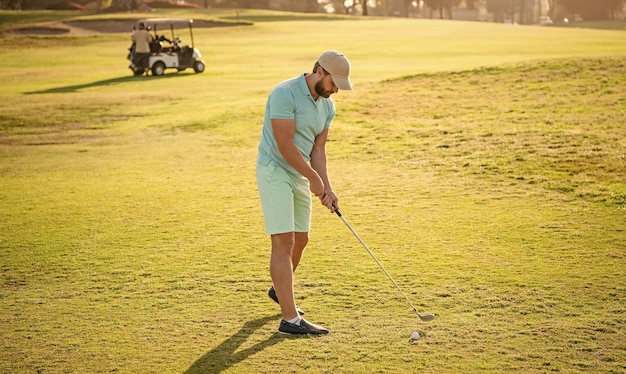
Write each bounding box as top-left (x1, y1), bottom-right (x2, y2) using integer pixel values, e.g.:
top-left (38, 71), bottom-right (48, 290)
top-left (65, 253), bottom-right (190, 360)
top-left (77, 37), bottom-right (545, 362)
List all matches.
top-left (272, 118), bottom-right (324, 197)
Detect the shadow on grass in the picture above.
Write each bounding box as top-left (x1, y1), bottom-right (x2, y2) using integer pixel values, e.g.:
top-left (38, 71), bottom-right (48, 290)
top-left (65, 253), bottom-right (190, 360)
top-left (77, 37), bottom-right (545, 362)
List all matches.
top-left (24, 73), bottom-right (191, 94)
top-left (184, 314), bottom-right (292, 374)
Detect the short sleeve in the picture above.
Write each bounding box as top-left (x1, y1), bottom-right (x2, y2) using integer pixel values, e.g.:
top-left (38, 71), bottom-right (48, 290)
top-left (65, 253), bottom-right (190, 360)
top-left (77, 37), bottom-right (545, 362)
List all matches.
top-left (268, 86), bottom-right (296, 120)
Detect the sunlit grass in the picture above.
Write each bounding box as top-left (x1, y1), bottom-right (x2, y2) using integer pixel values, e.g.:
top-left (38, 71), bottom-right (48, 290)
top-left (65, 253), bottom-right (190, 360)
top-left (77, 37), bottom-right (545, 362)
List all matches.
top-left (0, 10), bottom-right (625, 373)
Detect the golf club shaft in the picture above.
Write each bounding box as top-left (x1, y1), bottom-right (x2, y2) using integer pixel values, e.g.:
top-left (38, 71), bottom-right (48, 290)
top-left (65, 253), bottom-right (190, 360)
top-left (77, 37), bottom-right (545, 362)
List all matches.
top-left (334, 208), bottom-right (434, 321)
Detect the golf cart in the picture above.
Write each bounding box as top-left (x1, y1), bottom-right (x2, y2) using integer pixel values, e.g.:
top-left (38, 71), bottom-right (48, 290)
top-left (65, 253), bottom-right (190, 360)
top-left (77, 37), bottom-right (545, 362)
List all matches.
top-left (128, 18), bottom-right (205, 76)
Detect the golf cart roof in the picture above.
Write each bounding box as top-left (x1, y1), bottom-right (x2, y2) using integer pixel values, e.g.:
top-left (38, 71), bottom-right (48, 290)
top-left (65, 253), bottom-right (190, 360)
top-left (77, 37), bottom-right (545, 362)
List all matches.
top-left (137, 18), bottom-right (194, 27)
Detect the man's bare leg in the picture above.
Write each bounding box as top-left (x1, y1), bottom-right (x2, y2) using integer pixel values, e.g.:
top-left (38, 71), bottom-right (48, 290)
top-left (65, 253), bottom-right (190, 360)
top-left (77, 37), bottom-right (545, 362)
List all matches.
top-left (270, 232), bottom-right (298, 321)
top-left (291, 232), bottom-right (309, 272)
top-left (270, 232), bottom-right (328, 334)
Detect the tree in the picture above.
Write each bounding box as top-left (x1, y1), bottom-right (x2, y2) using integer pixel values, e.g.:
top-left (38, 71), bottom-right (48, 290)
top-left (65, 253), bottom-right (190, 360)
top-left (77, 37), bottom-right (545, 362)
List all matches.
top-left (225, 0), bottom-right (270, 7)
top-left (320, 0), bottom-right (360, 15)
top-left (485, 0), bottom-right (533, 23)
top-left (423, 0), bottom-right (462, 19)
top-left (485, 0), bottom-right (509, 21)
top-left (108, 0), bottom-right (141, 11)
top-left (555, 0), bottom-right (624, 20)
top-left (359, 0), bottom-right (369, 15)
top-left (1, 0), bottom-right (22, 9)
top-left (303, 0), bottom-right (319, 12)
top-left (402, 0), bottom-right (416, 16)
top-left (517, 0), bottom-right (536, 23)
top-left (274, 0), bottom-right (320, 12)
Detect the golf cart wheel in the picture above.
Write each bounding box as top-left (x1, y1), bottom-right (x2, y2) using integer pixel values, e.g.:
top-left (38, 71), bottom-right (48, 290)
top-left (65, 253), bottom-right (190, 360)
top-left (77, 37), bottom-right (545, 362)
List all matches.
top-left (193, 61), bottom-right (205, 73)
top-left (152, 62), bottom-right (166, 76)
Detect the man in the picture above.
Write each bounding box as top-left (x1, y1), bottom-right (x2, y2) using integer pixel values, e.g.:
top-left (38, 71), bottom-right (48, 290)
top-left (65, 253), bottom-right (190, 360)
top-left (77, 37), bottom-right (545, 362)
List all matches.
top-left (256, 51), bottom-right (353, 335)
top-left (131, 22), bottom-right (153, 74)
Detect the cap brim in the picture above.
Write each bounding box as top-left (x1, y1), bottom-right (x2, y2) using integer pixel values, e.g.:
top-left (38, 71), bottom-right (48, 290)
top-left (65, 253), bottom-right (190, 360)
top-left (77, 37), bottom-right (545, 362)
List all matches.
top-left (332, 75), bottom-right (353, 90)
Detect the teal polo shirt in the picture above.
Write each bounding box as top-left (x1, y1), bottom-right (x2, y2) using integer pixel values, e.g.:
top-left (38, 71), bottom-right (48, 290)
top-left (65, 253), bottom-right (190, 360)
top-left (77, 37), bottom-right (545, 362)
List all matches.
top-left (257, 73), bottom-right (336, 176)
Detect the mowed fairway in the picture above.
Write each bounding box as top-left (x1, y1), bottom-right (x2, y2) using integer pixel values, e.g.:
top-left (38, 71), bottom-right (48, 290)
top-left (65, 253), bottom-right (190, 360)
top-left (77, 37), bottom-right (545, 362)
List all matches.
top-left (0, 9), bottom-right (625, 373)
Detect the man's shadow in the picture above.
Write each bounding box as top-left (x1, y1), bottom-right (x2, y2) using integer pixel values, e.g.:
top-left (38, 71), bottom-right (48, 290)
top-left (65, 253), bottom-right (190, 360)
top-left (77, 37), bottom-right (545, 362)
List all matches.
top-left (184, 314), bottom-right (291, 374)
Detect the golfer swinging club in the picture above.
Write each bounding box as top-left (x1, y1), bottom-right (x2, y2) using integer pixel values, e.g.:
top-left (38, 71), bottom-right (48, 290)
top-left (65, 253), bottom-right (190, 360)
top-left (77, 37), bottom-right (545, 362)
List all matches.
top-left (256, 51), bottom-right (353, 334)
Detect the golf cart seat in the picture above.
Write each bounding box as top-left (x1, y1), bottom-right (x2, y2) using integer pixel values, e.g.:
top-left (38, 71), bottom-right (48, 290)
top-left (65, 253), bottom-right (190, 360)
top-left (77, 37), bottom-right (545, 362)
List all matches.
top-left (149, 35), bottom-right (173, 53)
top-left (149, 40), bottom-right (161, 53)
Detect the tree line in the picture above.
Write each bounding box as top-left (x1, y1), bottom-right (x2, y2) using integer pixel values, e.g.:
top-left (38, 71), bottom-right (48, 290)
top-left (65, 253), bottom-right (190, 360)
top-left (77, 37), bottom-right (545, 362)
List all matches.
top-left (2, 0), bottom-right (624, 22)
top-left (480, 0), bottom-right (624, 22)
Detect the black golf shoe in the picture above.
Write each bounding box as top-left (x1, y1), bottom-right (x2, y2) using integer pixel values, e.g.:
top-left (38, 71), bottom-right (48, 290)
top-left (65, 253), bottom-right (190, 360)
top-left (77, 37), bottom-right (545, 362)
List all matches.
top-left (278, 319), bottom-right (329, 335)
top-left (268, 286), bottom-right (305, 316)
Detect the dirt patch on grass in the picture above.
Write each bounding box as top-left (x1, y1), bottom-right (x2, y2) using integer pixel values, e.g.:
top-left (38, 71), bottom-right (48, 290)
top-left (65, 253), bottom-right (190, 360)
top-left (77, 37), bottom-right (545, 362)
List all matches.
top-left (11, 26), bottom-right (73, 35)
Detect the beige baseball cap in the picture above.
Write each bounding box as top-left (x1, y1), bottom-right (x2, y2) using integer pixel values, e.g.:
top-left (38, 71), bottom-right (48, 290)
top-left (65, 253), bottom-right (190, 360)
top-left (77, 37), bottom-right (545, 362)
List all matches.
top-left (318, 50), bottom-right (353, 90)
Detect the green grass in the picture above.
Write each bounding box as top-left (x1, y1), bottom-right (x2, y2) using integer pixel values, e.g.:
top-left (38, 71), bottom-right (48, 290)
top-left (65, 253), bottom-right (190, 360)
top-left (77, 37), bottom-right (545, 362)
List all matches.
top-left (0, 9), bottom-right (625, 373)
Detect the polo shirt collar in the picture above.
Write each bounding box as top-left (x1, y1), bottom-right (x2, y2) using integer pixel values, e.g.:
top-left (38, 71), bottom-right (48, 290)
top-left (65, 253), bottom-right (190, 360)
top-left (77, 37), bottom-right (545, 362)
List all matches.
top-left (298, 73), bottom-right (315, 100)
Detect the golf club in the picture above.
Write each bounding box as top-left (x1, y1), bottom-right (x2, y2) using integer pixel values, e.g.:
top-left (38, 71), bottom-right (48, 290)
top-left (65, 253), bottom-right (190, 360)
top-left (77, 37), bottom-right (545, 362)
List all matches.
top-left (334, 207), bottom-right (436, 322)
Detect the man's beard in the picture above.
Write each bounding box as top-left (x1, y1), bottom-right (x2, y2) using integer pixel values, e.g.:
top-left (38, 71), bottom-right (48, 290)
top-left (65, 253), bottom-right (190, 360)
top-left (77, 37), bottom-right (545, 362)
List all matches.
top-left (315, 80), bottom-right (332, 98)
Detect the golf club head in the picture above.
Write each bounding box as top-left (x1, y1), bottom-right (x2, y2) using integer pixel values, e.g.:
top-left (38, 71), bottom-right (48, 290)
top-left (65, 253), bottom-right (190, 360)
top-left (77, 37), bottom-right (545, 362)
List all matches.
top-left (419, 313), bottom-right (436, 322)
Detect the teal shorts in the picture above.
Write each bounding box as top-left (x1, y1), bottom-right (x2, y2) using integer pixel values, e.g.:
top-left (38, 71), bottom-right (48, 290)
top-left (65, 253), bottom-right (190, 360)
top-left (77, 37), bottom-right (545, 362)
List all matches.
top-left (256, 159), bottom-right (312, 235)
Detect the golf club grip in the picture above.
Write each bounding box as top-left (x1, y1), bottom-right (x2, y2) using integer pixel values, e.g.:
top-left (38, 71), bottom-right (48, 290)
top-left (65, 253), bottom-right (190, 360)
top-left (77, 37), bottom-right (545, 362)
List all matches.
top-left (333, 207), bottom-right (342, 217)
